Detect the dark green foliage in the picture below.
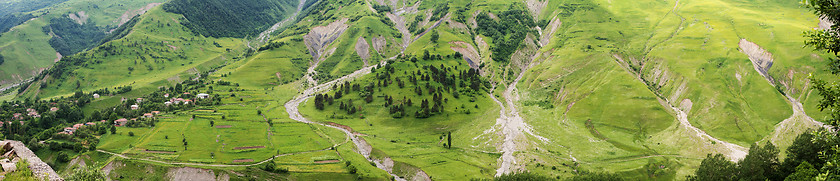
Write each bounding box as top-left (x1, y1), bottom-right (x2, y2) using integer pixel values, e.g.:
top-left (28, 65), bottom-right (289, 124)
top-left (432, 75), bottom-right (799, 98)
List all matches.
top-left (782, 130), bottom-right (826, 174)
top-left (0, 54), bottom-right (4, 65)
top-left (372, 4), bottom-right (391, 13)
top-left (784, 162), bottom-right (818, 181)
top-left (429, 3), bottom-right (449, 22)
top-left (686, 154), bottom-right (736, 181)
top-left (0, 14), bottom-right (34, 34)
top-left (475, 7), bottom-right (537, 62)
top-left (568, 172), bottom-right (623, 181)
top-left (162, 0), bottom-right (295, 38)
top-left (473, 172), bottom-right (554, 181)
top-left (42, 17), bottom-right (106, 55)
top-left (0, 0), bottom-right (67, 17)
top-left (739, 143), bottom-right (782, 181)
top-left (57, 151), bottom-right (70, 163)
top-left (430, 30), bottom-right (439, 44)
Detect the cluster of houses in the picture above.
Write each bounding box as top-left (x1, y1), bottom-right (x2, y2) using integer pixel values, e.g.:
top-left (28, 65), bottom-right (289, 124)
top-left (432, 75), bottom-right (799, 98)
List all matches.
top-left (55, 93), bottom-right (209, 135)
top-left (60, 121), bottom-right (104, 135)
top-left (11, 107), bottom-right (58, 120)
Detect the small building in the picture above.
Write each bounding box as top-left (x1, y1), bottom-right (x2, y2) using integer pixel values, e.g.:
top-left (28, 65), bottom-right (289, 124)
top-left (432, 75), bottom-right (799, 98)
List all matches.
top-left (93, 93), bottom-right (100, 99)
top-left (73, 124), bottom-right (84, 129)
top-left (164, 93), bottom-right (170, 98)
top-left (197, 93), bottom-right (210, 99)
top-left (100, 120), bottom-right (108, 123)
top-left (164, 101), bottom-right (172, 106)
top-left (85, 122), bottom-right (96, 126)
top-left (151, 111), bottom-right (160, 115)
top-left (136, 98), bottom-right (144, 103)
top-left (183, 92), bottom-right (191, 95)
top-left (63, 127), bottom-right (76, 134)
top-left (49, 107), bottom-right (59, 112)
top-left (143, 113), bottom-right (153, 118)
top-left (184, 99), bottom-right (192, 105)
top-left (131, 104), bottom-right (139, 110)
top-left (114, 119), bottom-right (128, 126)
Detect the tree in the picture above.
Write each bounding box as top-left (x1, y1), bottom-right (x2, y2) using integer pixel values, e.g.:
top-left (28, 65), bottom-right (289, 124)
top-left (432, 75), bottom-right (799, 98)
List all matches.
top-left (782, 130), bottom-right (826, 174)
top-left (314, 94), bottom-right (325, 110)
top-left (110, 126), bottom-right (116, 134)
top-left (210, 120), bottom-right (215, 127)
top-left (447, 132), bottom-right (451, 149)
top-left (785, 162), bottom-right (819, 181)
top-left (66, 166), bottom-right (106, 181)
top-left (738, 143), bottom-right (781, 181)
top-left (57, 151), bottom-right (70, 163)
top-left (687, 154), bottom-right (736, 181)
top-left (430, 30), bottom-right (439, 44)
top-left (128, 131), bottom-right (135, 136)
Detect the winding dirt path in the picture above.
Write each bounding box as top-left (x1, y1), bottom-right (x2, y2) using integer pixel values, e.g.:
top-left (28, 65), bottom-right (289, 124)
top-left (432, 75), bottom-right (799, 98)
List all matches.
top-left (492, 71), bottom-right (549, 176)
top-left (284, 60), bottom-right (419, 181)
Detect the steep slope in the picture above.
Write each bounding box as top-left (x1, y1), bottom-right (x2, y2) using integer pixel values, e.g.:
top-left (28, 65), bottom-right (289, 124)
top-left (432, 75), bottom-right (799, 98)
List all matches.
top-left (0, 0), bottom-right (166, 89)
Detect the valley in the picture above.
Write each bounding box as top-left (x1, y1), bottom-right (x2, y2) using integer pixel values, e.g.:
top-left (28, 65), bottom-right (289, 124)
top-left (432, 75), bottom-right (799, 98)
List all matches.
top-left (0, 0), bottom-right (836, 180)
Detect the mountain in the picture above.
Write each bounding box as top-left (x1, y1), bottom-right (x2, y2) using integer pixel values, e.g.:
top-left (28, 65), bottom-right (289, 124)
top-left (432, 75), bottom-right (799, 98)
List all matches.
top-left (0, 0), bottom-right (835, 180)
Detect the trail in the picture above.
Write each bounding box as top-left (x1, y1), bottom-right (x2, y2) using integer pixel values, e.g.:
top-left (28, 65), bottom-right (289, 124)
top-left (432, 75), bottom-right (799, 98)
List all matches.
top-left (739, 39), bottom-right (829, 145)
top-left (492, 71), bottom-right (549, 176)
top-left (612, 55), bottom-right (748, 161)
top-left (284, 60), bottom-right (417, 181)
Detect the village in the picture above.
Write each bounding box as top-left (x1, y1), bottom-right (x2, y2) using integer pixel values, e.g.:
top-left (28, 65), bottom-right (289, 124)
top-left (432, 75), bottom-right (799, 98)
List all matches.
top-left (58, 93), bottom-right (210, 135)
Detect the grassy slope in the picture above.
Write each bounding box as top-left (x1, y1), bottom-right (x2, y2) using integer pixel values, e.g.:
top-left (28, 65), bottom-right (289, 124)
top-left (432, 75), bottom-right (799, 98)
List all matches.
top-left (0, 0), bottom-right (166, 86)
top-left (28, 6), bottom-right (246, 99)
top-left (514, 0), bottom-right (832, 179)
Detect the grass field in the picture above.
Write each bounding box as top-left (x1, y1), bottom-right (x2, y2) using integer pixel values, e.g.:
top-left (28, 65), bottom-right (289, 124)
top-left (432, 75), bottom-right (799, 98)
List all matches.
top-left (0, 0), bottom-right (167, 86)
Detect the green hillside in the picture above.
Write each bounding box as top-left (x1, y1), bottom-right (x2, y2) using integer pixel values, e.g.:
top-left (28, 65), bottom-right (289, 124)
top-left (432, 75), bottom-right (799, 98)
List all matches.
top-left (0, 0), bottom-right (836, 180)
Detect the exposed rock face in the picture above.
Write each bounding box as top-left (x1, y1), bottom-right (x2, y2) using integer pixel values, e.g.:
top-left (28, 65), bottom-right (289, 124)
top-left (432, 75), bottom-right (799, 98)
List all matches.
top-left (1, 140), bottom-right (62, 181)
top-left (356, 36), bottom-right (371, 66)
top-left (372, 35), bottom-right (387, 54)
top-left (539, 16), bottom-right (562, 46)
top-left (166, 167), bottom-right (219, 181)
top-left (739, 39), bottom-right (774, 83)
top-left (303, 18), bottom-right (350, 61)
top-left (114, 3), bottom-right (162, 27)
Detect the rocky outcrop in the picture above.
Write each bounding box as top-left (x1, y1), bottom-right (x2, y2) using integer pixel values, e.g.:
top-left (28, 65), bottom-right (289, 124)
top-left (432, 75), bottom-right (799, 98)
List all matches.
top-left (372, 35), bottom-right (387, 54)
top-left (2, 140), bottom-right (62, 181)
top-left (304, 18), bottom-right (350, 62)
top-left (356, 37), bottom-right (371, 66)
top-left (739, 39), bottom-right (774, 83)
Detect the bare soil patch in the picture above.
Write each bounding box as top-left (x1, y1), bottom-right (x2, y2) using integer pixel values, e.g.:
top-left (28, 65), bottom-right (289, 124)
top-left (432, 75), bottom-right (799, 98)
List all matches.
top-left (232, 159), bottom-right (254, 163)
top-left (215, 125), bottom-right (232, 128)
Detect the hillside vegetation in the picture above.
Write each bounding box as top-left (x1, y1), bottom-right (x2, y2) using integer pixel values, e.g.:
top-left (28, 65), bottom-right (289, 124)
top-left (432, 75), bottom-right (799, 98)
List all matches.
top-left (162, 0), bottom-right (298, 38)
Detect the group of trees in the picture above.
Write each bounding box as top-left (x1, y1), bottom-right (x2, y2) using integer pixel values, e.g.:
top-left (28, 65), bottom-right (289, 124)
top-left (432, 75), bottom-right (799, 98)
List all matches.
top-left (163, 0), bottom-right (294, 38)
top-left (42, 17), bottom-right (107, 56)
top-left (688, 132), bottom-right (829, 181)
top-left (475, 7), bottom-right (537, 62)
top-left (313, 58), bottom-right (486, 119)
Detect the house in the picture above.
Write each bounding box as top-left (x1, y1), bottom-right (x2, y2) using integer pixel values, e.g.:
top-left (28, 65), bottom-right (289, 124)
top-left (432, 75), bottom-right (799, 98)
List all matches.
top-left (114, 118), bottom-right (128, 126)
top-left (197, 93), bottom-right (210, 99)
top-left (27, 111), bottom-right (40, 118)
top-left (93, 93), bottom-right (100, 99)
top-left (151, 111), bottom-right (160, 115)
top-left (131, 104), bottom-right (139, 110)
top-left (85, 122), bottom-right (96, 126)
top-left (164, 101), bottom-right (172, 106)
top-left (184, 99), bottom-right (192, 105)
top-left (143, 113), bottom-right (153, 118)
top-left (136, 98), bottom-right (144, 103)
top-left (100, 120), bottom-right (108, 123)
top-left (49, 107), bottom-right (59, 112)
top-left (63, 127), bottom-right (76, 134)
top-left (164, 93), bottom-right (170, 98)
top-left (73, 124), bottom-right (84, 129)
top-left (173, 98), bottom-right (185, 104)
top-left (183, 92), bottom-right (191, 95)
top-left (12, 113), bottom-right (21, 120)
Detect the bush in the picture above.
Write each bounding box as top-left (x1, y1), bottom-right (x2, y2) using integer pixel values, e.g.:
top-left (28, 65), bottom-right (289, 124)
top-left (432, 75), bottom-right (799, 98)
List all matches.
top-left (128, 132), bottom-right (135, 136)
